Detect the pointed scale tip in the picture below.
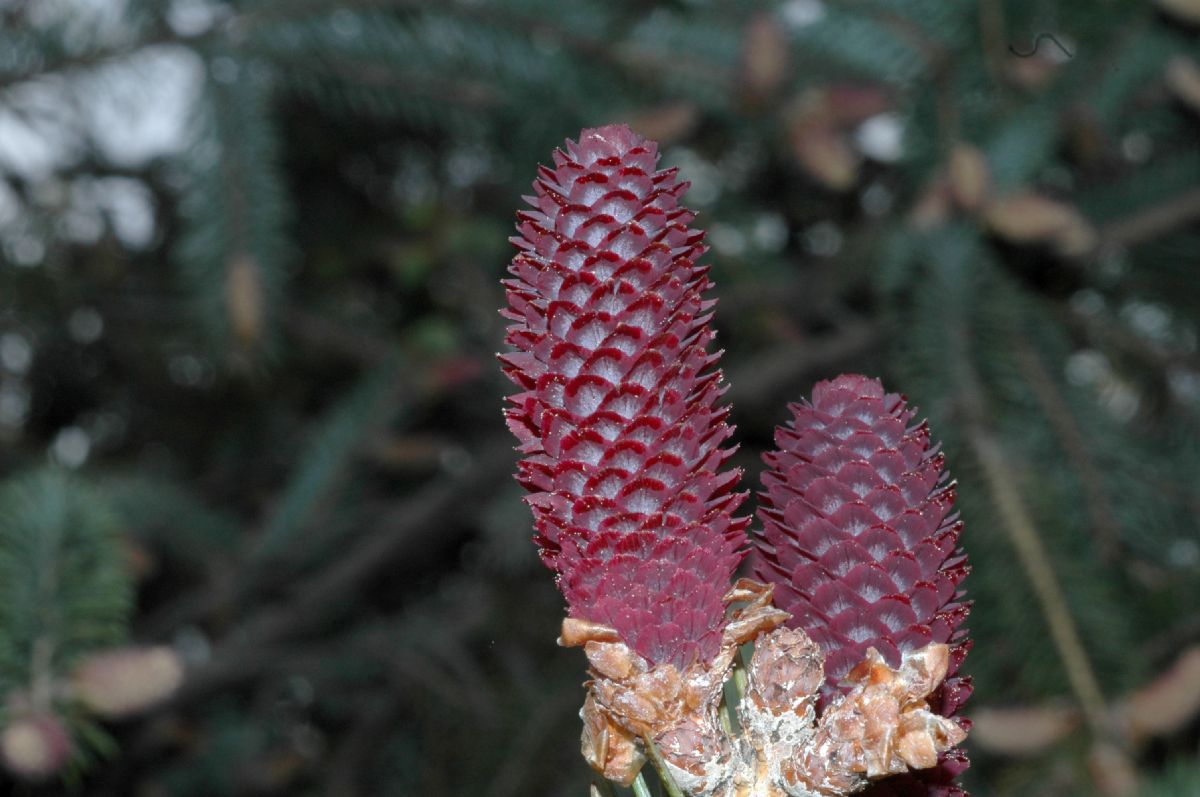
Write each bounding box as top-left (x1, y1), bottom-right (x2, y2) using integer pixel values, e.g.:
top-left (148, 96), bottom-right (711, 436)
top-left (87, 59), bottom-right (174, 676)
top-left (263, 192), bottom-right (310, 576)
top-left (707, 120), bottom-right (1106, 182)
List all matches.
top-left (579, 123), bottom-right (643, 150)
top-left (811, 373), bottom-right (886, 408)
top-left (567, 124), bottom-right (656, 165)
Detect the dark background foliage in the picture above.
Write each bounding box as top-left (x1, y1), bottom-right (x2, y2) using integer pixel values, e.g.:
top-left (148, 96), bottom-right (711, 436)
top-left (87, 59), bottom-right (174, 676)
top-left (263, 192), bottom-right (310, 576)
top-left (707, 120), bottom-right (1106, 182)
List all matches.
top-left (0, 0), bottom-right (1198, 795)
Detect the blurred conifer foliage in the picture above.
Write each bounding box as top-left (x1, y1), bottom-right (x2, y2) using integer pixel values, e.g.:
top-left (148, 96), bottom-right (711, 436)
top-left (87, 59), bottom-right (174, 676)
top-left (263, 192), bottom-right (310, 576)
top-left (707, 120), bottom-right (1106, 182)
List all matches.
top-left (0, 0), bottom-right (1198, 794)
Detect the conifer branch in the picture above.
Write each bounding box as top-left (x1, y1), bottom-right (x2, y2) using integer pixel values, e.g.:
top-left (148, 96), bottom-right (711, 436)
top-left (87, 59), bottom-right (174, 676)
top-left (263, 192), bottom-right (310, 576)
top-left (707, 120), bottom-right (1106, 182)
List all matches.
top-left (1099, 188), bottom-right (1200, 249)
top-left (1010, 331), bottom-right (1122, 563)
top-left (169, 442), bottom-right (514, 702)
top-left (725, 319), bottom-right (882, 410)
top-left (253, 355), bottom-right (406, 560)
top-left (954, 353), bottom-right (1110, 736)
top-left (0, 30), bottom-right (179, 91)
top-left (976, 0), bottom-right (1009, 86)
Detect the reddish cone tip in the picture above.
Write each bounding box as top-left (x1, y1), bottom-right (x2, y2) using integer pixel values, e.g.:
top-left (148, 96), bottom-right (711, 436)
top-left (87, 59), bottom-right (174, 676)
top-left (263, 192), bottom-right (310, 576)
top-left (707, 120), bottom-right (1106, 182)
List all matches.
top-left (752, 374), bottom-right (972, 796)
top-left (500, 125), bottom-right (747, 668)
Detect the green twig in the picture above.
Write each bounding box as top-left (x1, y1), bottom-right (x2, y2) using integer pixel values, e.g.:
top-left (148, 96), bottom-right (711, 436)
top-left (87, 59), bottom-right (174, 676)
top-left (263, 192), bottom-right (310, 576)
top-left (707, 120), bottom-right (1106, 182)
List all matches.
top-left (722, 652), bottom-right (748, 735)
top-left (631, 773), bottom-right (654, 797)
top-left (641, 735), bottom-right (686, 797)
top-left (718, 691), bottom-right (734, 736)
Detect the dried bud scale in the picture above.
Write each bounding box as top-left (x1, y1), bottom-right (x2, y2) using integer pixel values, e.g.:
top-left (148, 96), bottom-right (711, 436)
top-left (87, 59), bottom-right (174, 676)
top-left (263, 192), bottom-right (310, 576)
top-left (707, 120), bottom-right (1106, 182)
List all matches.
top-left (752, 374), bottom-right (972, 795)
top-left (501, 124), bottom-right (747, 669)
top-left (562, 584), bottom-right (965, 797)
